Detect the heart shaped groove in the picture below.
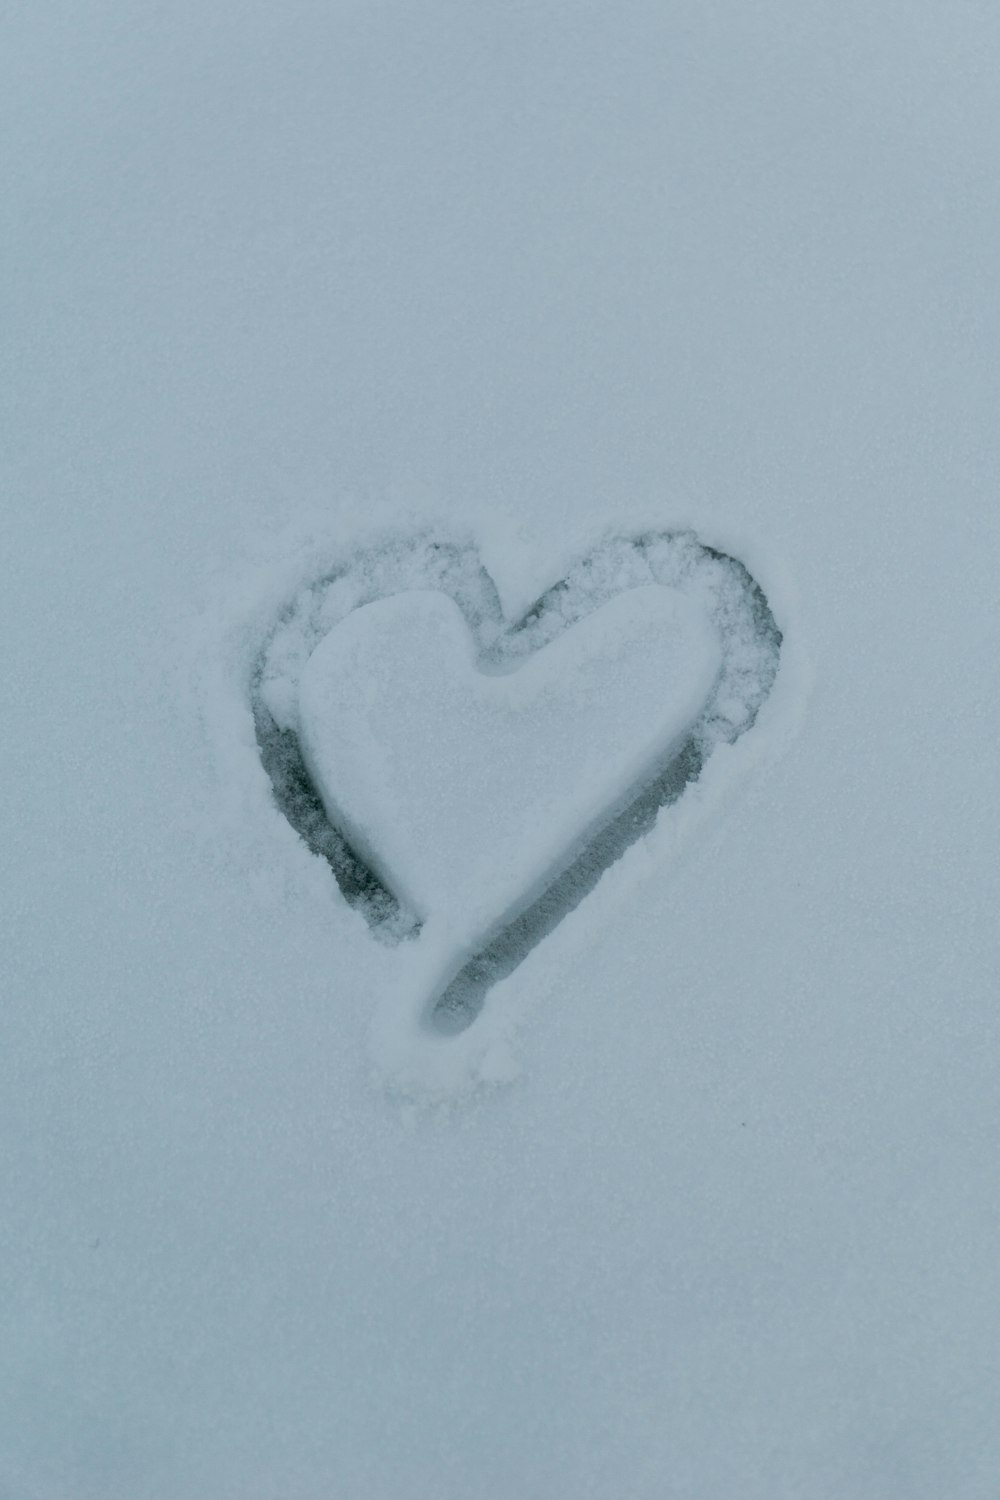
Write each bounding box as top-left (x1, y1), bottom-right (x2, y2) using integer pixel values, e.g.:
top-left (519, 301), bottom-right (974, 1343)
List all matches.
top-left (252, 532), bottom-right (781, 1033)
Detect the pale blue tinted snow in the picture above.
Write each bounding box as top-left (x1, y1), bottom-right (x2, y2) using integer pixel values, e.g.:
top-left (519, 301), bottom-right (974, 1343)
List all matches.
top-left (2, 2), bottom-right (1000, 1497)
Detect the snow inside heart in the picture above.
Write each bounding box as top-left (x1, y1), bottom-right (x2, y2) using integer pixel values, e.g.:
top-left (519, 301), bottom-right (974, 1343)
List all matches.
top-left (298, 586), bottom-right (722, 949)
top-left (252, 532), bottom-right (783, 1044)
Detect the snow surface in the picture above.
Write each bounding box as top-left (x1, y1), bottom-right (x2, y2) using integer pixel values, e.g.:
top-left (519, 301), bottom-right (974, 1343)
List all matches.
top-left (3, 1), bottom-right (1000, 1496)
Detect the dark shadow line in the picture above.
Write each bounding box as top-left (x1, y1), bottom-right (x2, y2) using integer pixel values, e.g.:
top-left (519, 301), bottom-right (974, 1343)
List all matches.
top-left (253, 698), bottom-right (416, 939)
top-left (430, 736), bottom-right (705, 1032)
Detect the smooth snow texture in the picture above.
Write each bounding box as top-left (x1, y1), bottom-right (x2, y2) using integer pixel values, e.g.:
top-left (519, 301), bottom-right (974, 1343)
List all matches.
top-left (299, 586), bottom-right (720, 943)
top-left (5, 0), bottom-right (1000, 1496)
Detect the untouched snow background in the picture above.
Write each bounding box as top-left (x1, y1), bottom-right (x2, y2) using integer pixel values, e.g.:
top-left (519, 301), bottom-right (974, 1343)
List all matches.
top-left (2, 2), bottom-right (999, 1496)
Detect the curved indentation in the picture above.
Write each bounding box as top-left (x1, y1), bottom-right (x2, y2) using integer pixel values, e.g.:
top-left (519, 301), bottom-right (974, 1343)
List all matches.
top-left (252, 531), bottom-right (782, 1029)
top-left (252, 699), bottom-right (411, 937)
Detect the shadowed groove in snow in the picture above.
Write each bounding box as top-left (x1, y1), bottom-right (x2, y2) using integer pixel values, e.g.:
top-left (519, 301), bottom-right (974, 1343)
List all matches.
top-left (430, 738), bottom-right (704, 1032)
top-left (252, 532), bottom-right (782, 1030)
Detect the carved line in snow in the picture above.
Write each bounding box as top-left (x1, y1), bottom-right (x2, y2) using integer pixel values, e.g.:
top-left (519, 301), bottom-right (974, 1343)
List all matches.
top-left (252, 531), bottom-right (782, 1034)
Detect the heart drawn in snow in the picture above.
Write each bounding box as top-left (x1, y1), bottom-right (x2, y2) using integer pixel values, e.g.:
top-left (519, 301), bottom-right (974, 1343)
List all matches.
top-left (253, 532), bottom-right (782, 1041)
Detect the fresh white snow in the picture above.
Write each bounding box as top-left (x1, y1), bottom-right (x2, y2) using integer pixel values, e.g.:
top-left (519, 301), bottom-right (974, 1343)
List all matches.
top-left (3, 1), bottom-right (1000, 1497)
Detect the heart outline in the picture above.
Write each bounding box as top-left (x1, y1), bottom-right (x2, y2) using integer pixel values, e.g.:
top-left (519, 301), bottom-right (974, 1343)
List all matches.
top-left (252, 530), bottom-right (782, 1037)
